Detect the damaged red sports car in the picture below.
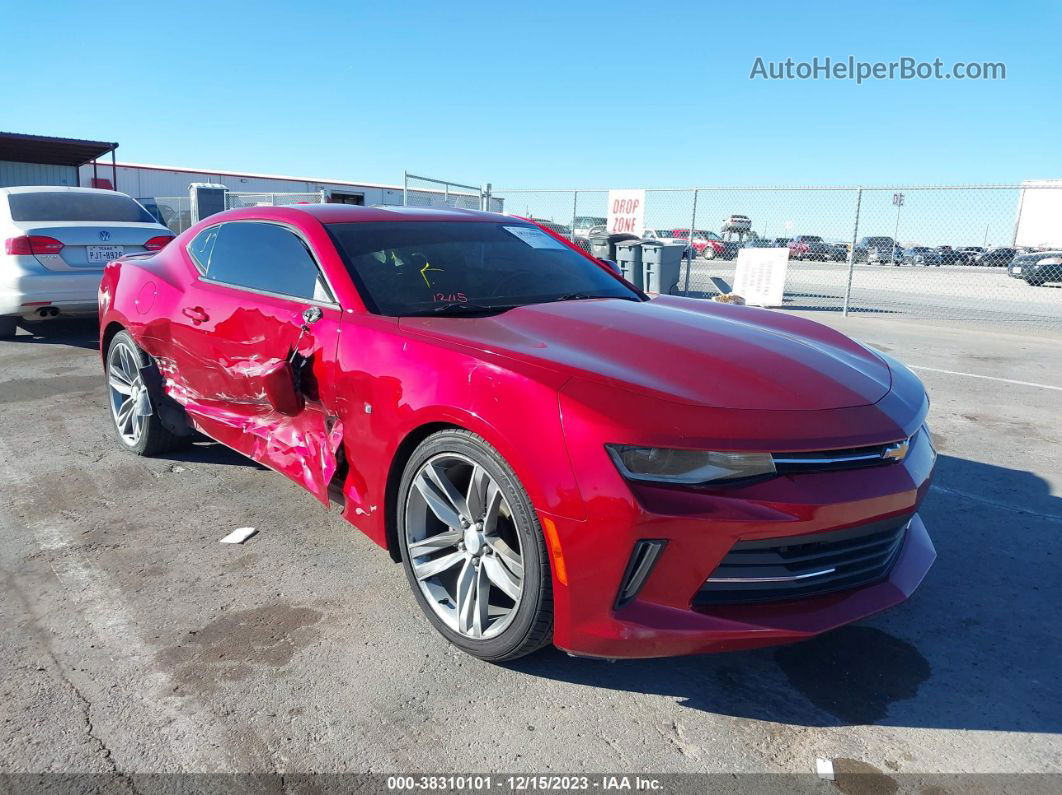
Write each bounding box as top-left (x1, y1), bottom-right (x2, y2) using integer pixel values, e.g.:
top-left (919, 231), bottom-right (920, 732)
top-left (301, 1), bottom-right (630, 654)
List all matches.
top-left (98, 204), bottom-right (936, 661)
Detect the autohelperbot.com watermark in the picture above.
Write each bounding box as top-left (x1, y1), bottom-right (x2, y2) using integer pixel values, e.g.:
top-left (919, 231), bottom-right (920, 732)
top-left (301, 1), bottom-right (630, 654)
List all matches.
top-left (750, 56), bottom-right (1006, 83)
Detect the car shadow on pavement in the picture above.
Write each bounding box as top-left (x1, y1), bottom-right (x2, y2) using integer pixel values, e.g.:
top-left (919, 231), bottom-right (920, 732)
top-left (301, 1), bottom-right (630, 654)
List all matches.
top-left (508, 454), bottom-right (1062, 734)
top-left (8, 318), bottom-right (99, 350)
top-left (166, 439), bottom-right (269, 470)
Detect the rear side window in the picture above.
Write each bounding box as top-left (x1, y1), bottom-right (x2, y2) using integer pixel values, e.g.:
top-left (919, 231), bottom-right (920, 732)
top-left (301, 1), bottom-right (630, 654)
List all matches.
top-left (8, 192), bottom-right (156, 223)
top-left (205, 222), bottom-right (333, 302)
top-left (187, 226), bottom-right (219, 273)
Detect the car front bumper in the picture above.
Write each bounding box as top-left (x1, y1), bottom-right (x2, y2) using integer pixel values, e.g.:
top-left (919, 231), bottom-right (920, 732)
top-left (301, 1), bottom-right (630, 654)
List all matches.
top-left (545, 423), bottom-right (936, 659)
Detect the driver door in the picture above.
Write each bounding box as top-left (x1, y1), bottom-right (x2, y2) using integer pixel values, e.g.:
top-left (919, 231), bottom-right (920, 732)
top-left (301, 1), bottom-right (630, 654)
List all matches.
top-left (168, 220), bottom-right (343, 504)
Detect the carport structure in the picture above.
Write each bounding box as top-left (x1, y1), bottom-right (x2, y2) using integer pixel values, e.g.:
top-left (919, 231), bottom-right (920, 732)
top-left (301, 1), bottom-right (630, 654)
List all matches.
top-left (0, 131), bottom-right (118, 189)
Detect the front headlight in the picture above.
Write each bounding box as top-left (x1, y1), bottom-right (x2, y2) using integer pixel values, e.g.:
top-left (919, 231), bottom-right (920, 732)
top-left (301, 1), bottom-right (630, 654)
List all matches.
top-left (606, 445), bottom-right (776, 484)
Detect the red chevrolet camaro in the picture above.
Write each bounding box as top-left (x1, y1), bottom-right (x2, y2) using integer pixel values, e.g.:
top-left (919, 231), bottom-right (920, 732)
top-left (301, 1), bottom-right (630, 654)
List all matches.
top-left (98, 204), bottom-right (936, 661)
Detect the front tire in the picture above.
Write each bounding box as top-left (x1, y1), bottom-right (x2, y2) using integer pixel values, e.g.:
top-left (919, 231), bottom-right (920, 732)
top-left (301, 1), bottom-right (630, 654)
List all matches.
top-left (397, 429), bottom-right (553, 661)
top-left (105, 330), bottom-right (183, 456)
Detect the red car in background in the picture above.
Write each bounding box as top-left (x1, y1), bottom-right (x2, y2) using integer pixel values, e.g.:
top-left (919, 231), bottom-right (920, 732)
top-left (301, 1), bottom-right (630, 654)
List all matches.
top-left (98, 204), bottom-right (936, 661)
top-left (671, 228), bottom-right (727, 259)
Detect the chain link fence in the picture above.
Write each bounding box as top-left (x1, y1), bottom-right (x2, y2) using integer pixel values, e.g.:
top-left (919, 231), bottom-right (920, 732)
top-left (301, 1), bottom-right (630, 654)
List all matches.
top-left (148, 196), bottom-right (192, 235)
top-left (148, 191), bottom-right (328, 235)
top-left (225, 191), bottom-right (326, 209)
top-left (403, 172), bottom-right (503, 212)
top-left (493, 185), bottom-right (1062, 328)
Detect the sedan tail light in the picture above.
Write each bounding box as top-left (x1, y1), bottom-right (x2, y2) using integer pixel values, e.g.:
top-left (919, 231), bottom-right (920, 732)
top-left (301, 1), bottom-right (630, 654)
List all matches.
top-left (5, 235), bottom-right (65, 255)
top-left (144, 235), bottom-right (175, 251)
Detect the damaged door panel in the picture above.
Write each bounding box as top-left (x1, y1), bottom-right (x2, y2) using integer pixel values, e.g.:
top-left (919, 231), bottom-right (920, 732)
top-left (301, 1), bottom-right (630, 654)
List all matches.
top-left (161, 220), bottom-right (345, 504)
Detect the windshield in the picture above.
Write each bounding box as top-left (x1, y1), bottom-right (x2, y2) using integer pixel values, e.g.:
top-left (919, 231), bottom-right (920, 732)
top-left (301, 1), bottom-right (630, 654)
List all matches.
top-left (8, 192), bottom-right (156, 223)
top-left (329, 221), bottom-right (641, 316)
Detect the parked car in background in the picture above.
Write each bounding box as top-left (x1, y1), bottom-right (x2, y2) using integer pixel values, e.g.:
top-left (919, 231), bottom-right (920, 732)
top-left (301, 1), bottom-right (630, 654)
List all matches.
top-left (957, 246), bottom-right (985, 265)
top-left (98, 203), bottom-right (936, 661)
top-left (974, 247), bottom-right (1017, 267)
top-left (867, 241), bottom-right (906, 265)
top-left (572, 216), bottom-right (607, 237)
top-left (905, 246), bottom-right (936, 266)
top-left (671, 228), bottom-right (726, 259)
top-left (773, 237), bottom-right (792, 248)
top-left (854, 236), bottom-right (897, 263)
top-left (643, 229), bottom-right (695, 260)
top-left (528, 218), bottom-right (571, 237)
top-left (1010, 250), bottom-right (1062, 285)
top-left (932, 246), bottom-right (963, 265)
top-left (788, 235), bottom-right (832, 261)
top-left (1, 186), bottom-right (173, 338)
top-left (823, 241), bottom-right (849, 262)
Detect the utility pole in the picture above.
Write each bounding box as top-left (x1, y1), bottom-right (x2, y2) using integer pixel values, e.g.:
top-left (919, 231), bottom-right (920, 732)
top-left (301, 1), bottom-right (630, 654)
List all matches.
top-left (891, 192), bottom-right (905, 265)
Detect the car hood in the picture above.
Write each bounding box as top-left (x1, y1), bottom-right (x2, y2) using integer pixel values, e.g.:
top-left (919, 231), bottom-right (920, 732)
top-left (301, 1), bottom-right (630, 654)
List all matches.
top-left (399, 296), bottom-right (893, 410)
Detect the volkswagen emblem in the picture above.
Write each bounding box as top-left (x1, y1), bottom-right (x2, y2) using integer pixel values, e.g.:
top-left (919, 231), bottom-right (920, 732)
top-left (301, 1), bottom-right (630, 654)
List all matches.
top-left (98, 230), bottom-right (111, 241)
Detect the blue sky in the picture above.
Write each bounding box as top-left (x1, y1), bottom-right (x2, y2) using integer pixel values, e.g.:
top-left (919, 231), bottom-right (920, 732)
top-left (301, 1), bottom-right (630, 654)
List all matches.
top-left (1, 0), bottom-right (1059, 191)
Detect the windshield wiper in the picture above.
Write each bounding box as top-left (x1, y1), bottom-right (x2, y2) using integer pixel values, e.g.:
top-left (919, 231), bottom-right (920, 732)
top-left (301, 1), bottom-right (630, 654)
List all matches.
top-left (405, 302), bottom-right (520, 316)
top-left (548, 293), bottom-right (641, 303)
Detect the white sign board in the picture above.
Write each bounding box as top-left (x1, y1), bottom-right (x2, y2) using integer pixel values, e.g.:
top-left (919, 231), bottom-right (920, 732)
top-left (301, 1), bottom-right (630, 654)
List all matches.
top-left (732, 247), bottom-right (789, 307)
top-left (1014, 180), bottom-right (1062, 249)
top-left (607, 189), bottom-right (645, 236)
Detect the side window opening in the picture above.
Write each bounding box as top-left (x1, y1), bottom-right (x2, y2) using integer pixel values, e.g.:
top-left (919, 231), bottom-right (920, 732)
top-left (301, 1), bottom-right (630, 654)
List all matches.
top-left (204, 222), bottom-right (333, 303)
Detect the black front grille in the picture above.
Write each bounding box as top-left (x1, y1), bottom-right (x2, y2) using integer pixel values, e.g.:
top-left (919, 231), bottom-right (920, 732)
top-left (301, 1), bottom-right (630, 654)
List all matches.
top-left (693, 514), bottom-right (911, 606)
top-left (771, 438), bottom-right (910, 474)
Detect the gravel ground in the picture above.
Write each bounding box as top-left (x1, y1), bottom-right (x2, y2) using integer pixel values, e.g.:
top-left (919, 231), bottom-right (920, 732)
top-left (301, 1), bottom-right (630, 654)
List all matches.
top-left (1, 313), bottom-right (1060, 783)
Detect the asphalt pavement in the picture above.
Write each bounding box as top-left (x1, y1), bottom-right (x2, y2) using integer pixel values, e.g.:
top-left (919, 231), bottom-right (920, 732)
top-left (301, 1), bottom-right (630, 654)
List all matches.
top-left (1, 313), bottom-right (1060, 782)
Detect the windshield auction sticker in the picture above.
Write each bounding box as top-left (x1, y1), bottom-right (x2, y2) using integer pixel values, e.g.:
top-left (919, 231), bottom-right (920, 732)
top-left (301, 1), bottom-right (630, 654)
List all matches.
top-left (503, 226), bottom-right (567, 249)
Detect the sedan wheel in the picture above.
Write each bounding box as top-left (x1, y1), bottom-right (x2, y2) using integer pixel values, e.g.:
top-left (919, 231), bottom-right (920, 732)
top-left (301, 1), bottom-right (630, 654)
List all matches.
top-left (398, 430), bottom-right (552, 660)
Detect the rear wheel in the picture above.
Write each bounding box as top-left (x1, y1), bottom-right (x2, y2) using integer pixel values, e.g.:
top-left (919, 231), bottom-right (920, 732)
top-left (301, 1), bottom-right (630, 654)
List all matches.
top-left (0, 317), bottom-right (16, 339)
top-left (701, 247), bottom-right (716, 260)
top-left (106, 331), bottom-right (184, 456)
top-left (397, 429), bottom-right (552, 661)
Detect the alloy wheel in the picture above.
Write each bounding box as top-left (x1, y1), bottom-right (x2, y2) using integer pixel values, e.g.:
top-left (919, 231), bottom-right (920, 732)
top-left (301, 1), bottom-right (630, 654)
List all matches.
top-left (107, 340), bottom-right (151, 446)
top-left (404, 453), bottom-right (525, 640)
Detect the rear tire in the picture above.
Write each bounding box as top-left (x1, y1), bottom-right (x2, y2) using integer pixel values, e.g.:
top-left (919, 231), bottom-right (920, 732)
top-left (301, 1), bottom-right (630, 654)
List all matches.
top-left (397, 429), bottom-right (553, 662)
top-left (0, 317), bottom-right (16, 339)
top-left (105, 331), bottom-right (184, 456)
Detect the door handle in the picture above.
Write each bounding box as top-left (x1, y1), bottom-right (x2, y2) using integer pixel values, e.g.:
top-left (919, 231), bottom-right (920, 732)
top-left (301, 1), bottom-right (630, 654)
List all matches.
top-left (182, 306), bottom-right (209, 324)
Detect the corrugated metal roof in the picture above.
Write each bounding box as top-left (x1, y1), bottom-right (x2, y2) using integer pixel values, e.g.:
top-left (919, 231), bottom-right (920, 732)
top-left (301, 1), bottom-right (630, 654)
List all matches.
top-left (0, 132), bottom-right (117, 167)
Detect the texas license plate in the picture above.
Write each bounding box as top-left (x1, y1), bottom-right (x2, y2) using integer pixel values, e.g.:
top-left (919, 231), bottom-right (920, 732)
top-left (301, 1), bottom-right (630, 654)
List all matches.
top-left (87, 245), bottom-right (124, 263)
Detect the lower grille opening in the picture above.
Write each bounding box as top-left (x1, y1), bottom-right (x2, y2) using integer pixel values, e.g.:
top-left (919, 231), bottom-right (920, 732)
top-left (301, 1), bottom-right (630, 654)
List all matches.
top-left (694, 514), bottom-right (911, 606)
top-left (615, 540), bottom-right (667, 608)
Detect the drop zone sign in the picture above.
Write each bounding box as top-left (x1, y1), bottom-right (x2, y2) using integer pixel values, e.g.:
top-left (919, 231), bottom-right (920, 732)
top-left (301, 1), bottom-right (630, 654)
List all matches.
top-left (607, 189), bottom-right (646, 236)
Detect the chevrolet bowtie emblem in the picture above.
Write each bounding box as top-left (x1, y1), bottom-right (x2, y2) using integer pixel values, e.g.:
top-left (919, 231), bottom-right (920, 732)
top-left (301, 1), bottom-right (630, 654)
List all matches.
top-left (881, 439), bottom-right (910, 461)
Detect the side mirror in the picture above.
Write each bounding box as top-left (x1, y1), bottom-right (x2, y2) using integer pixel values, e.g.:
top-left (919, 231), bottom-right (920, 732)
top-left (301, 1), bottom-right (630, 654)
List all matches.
top-left (260, 359), bottom-right (304, 417)
top-left (599, 258), bottom-right (621, 275)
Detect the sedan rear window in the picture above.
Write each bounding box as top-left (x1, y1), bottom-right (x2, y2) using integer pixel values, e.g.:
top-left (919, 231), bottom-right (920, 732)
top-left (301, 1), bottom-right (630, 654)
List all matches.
top-left (329, 221), bottom-right (639, 316)
top-left (8, 192), bottom-right (156, 223)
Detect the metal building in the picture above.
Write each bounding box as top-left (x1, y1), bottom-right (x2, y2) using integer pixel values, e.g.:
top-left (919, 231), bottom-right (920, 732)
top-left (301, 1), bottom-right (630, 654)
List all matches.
top-left (0, 131), bottom-right (119, 188)
top-left (76, 161), bottom-right (408, 206)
